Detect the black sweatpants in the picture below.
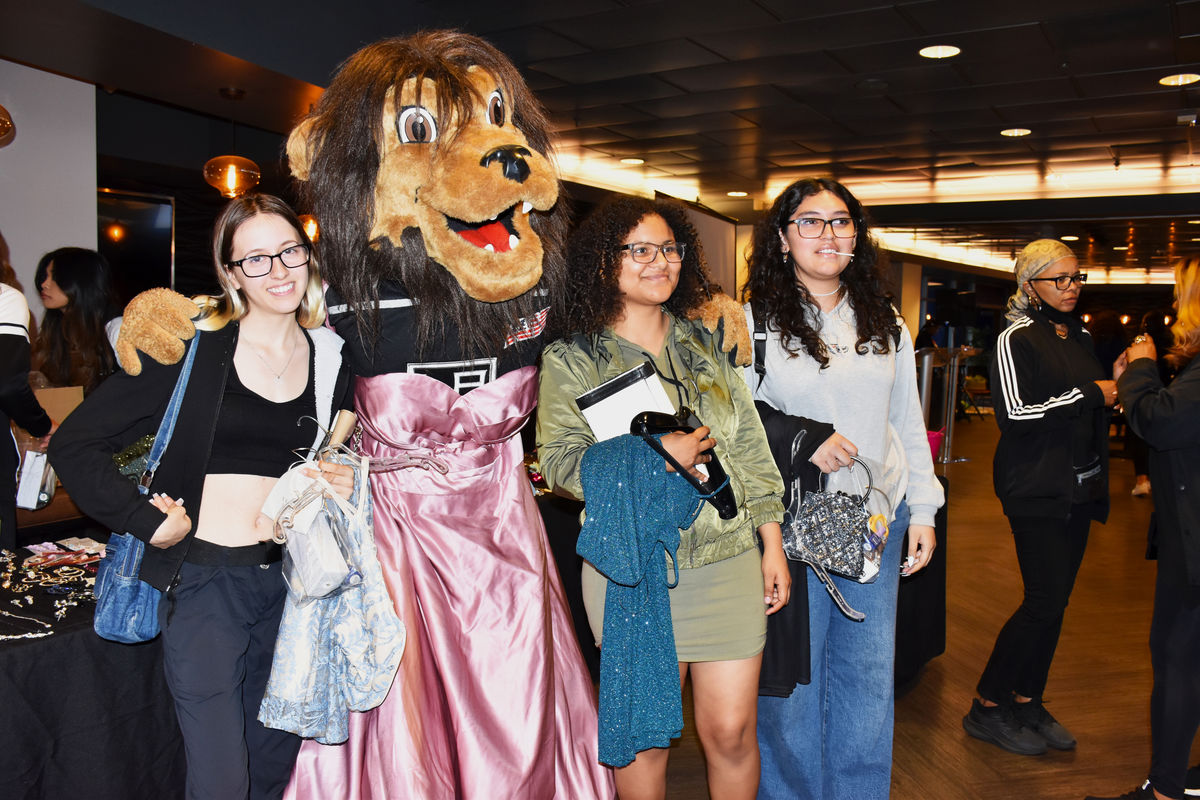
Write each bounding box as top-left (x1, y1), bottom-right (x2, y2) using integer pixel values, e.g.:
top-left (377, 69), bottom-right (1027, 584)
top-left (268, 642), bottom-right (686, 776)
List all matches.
top-left (159, 560), bottom-right (300, 800)
top-left (1148, 571), bottom-right (1200, 800)
top-left (976, 507), bottom-right (1091, 703)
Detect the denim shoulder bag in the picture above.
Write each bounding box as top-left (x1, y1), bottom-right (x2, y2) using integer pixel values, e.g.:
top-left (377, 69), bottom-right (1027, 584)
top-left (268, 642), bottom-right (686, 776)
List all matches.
top-left (93, 337), bottom-right (198, 644)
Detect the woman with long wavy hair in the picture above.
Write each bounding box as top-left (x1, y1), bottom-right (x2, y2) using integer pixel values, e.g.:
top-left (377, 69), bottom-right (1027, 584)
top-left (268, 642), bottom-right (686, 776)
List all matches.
top-left (32, 247), bottom-right (120, 393)
top-left (743, 177), bottom-right (942, 799)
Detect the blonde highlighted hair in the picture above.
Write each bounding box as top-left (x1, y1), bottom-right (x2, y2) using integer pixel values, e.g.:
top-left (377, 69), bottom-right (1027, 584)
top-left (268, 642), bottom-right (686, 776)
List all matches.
top-left (1168, 257), bottom-right (1200, 369)
top-left (195, 194), bottom-right (326, 332)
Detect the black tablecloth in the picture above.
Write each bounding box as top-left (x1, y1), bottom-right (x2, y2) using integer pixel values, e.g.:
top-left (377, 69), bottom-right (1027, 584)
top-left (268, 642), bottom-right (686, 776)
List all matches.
top-left (0, 559), bottom-right (185, 800)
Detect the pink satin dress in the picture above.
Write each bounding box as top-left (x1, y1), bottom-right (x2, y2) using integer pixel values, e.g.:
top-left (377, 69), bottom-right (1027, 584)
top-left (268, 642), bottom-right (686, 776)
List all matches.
top-left (285, 366), bottom-right (613, 799)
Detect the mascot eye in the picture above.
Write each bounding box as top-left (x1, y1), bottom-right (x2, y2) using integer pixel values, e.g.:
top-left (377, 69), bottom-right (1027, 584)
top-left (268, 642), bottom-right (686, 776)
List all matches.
top-left (397, 106), bottom-right (438, 144)
top-left (487, 90), bottom-right (506, 127)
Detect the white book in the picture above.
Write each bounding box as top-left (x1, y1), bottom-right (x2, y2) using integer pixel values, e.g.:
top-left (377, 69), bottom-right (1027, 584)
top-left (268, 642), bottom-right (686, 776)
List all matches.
top-left (574, 361), bottom-right (675, 443)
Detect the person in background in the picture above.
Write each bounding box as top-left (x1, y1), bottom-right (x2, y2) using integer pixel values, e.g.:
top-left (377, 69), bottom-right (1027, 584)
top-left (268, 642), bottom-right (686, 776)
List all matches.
top-left (51, 195), bottom-right (354, 799)
top-left (538, 195), bottom-right (789, 800)
top-left (0, 270), bottom-right (53, 550)
top-left (1086, 258), bottom-right (1200, 800)
top-left (32, 247), bottom-right (121, 393)
top-left (965, 239), bottom-right (1117, 756)
top-left (743, 177), bottom-right (942, 799)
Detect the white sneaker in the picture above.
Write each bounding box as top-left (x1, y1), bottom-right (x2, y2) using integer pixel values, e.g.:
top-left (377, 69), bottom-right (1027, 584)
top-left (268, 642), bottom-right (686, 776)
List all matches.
top-left (1132, 480), bottom-right (1151, 497)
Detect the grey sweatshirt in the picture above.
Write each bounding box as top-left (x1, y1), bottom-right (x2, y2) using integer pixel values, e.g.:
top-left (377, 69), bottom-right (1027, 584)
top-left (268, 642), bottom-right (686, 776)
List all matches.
top-left (742, 298), bottom-right (944, 528)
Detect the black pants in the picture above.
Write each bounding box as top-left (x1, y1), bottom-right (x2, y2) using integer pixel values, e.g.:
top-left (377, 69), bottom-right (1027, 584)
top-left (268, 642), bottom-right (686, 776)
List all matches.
top-left (976, 507), bottom-right (1091, 703)
top-left (159, 559), bottom-right (299, 800)
top-left (1148, 571), bottom-right (1200, 800)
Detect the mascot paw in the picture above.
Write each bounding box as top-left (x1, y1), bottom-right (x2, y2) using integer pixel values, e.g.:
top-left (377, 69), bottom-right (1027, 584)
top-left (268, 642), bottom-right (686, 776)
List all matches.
top-left (688, 293), bottom-right (751, 367)
top-left (115, 288), bottom-right (199, 375)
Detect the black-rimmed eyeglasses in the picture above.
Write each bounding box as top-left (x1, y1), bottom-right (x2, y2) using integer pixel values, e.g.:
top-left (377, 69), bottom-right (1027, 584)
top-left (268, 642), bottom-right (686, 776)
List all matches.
top-left (228, 245), bottom-right (311, 278)
top-left (618, 242), bottom-right (686, 263)
top-left (789, 217), bottom-right (856, 239)
top-left (1029, 273), bottom-right (1087, 290)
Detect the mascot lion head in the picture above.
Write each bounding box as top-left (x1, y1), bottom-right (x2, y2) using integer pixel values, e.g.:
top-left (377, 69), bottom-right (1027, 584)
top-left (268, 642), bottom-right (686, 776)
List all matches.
top-left (287, 30), bottom-right (567, 358)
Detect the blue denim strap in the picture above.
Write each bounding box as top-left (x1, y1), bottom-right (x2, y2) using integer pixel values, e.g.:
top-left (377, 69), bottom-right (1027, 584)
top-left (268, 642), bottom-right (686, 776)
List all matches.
top-left (139, 337), bottom-right (198, 494)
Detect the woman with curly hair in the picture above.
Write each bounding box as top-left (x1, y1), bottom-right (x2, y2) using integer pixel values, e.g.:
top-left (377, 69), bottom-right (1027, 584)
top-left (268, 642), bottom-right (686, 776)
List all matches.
top-left (538, 195), bottom-right (789, 799)
top-left (33, 246), bottom-right (120, 393)
top-left (744, 178), bottom-right (942, 799)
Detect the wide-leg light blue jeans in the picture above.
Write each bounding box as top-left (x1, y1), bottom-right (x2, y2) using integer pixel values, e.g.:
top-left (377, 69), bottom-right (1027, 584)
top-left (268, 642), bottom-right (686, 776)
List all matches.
top-left (757, 500), bottom-right (910, 800)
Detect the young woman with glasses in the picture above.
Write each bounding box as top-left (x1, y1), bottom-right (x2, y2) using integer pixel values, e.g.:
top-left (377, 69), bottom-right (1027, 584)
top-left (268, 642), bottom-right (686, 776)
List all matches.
top-left (743, 177), bottom-right (943, 799)
top-left (51, 194), bottom-right (355, 800)
top-left (965, 238), bottom-right (1117, 756)
top-left (537, 195), bottom-right (790, 800)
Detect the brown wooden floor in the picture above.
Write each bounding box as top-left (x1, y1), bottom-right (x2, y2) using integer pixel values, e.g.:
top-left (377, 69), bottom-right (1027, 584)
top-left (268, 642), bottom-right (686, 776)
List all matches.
top-left (662, 416), bottom-right (1197, 799)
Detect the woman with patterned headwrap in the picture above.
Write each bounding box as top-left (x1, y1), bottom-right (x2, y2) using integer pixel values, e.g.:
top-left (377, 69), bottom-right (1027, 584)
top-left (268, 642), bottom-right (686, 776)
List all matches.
top-left (963, 239), bottom-right (1118, 756)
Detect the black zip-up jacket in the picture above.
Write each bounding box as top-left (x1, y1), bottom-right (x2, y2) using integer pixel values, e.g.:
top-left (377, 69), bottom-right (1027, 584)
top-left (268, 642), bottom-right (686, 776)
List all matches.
top-left (50, 322), bottom-right (352, 590)
top-left (1118, 354), bottom-right (1200, 586)
top-left (754, 401), bottom-right (833, 696)
top-left (989, 306), bottom-right (1109, 522)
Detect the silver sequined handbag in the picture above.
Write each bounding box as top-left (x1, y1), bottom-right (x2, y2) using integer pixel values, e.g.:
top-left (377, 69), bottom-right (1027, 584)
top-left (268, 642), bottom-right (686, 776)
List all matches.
top-left (784, 457), bottom-right (873, 581)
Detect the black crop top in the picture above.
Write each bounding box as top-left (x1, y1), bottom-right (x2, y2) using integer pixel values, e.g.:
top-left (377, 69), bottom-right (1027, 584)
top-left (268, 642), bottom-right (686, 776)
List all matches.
top-left (207, 338), bottom-right (319, 478)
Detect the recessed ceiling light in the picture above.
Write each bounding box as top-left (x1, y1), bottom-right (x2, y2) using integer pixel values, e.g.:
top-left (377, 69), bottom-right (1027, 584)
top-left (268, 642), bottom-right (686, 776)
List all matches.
top-left (619, 157), bottom-right (644, 165)
top-left (726, 191), bottom-right (748, 197)
top-left (1113, 245), bottom-right (1129, 251)
top-left (1159, 73), bottom-right (1200, 86)
top-left (919, 45), bottom-right (960, 59)
top-left (1001, 128), bottom-right (1032, 137)
top-left (1060, 235), bottom-right (1079, 241)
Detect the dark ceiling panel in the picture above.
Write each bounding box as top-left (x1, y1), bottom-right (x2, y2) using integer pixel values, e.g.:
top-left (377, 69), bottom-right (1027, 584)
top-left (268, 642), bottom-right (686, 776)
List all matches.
top-left (691, 7), bottom-right (920, 61)
top-left (629, 85), bottom-right (793, 119)
top-left (535, 75), bottom-right (682, 111)
top-left (539, 0), bottom-right (776, 50)
top-left (657, 52), bottom-right (849, 93)
top-left (529, 38), bottom-right (725, 84)
top-left (606, 111), bottom-right (758, 140)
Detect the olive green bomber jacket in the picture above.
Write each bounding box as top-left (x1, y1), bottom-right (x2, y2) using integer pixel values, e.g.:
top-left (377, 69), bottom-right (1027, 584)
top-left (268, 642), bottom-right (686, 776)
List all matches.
top-left (536, 315), bottom-right (784, 569)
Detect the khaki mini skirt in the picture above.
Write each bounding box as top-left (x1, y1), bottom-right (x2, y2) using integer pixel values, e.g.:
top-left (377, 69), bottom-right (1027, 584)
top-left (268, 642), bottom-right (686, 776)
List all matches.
top-left (581, 547), bottom-right (767, 663)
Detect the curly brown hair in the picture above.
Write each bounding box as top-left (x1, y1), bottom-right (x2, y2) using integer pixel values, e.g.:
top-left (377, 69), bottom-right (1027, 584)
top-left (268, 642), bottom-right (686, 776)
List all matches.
top-left (550, 196), bottom-right (713, 340)
top-left (742, 177), bottom-right (900, 368)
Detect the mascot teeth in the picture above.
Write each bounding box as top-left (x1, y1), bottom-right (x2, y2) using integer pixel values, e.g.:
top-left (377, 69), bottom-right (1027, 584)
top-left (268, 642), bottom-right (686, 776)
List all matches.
top-left (522, 201), bottom-right (533, 214)
top-left (446, 203), bottom-right (521, 253)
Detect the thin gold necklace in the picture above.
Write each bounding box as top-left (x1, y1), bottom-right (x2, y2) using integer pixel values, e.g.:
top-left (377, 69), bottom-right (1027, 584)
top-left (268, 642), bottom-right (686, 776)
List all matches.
top-left (247, 334), bottom-right (300, 382)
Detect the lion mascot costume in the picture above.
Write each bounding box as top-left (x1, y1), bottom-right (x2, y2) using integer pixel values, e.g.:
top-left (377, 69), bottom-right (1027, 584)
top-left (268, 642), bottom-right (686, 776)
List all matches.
top-left (281, 32), bottom-right (613, 799)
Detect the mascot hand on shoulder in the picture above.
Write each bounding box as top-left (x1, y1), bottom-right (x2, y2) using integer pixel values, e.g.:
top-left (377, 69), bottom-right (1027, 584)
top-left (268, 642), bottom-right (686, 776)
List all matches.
top-left (688, 292), bottom-right (750, 367)
top-left (114, 288), bottom-right (200, 375)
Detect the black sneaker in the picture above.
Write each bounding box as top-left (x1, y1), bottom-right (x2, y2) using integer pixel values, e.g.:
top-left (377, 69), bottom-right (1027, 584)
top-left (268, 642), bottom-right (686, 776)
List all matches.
top-left (1187, 763), bottom-right (1200, 797)
top-left (1084, 779), bottom-right (1154, 799)
top-left (1012, 698), bottom-right (1077, 750)
top-left (963, 698), bottom-right (1047, 755)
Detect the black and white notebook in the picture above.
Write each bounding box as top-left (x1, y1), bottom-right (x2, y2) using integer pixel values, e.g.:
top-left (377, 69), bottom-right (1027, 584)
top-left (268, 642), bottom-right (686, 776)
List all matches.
top-left (574, 361), bottom-right (675, 442)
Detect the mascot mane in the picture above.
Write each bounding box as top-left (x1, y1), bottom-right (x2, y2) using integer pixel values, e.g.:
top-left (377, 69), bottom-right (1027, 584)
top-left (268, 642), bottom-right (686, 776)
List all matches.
top-left (292, 30), bottom-right (567, 359)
